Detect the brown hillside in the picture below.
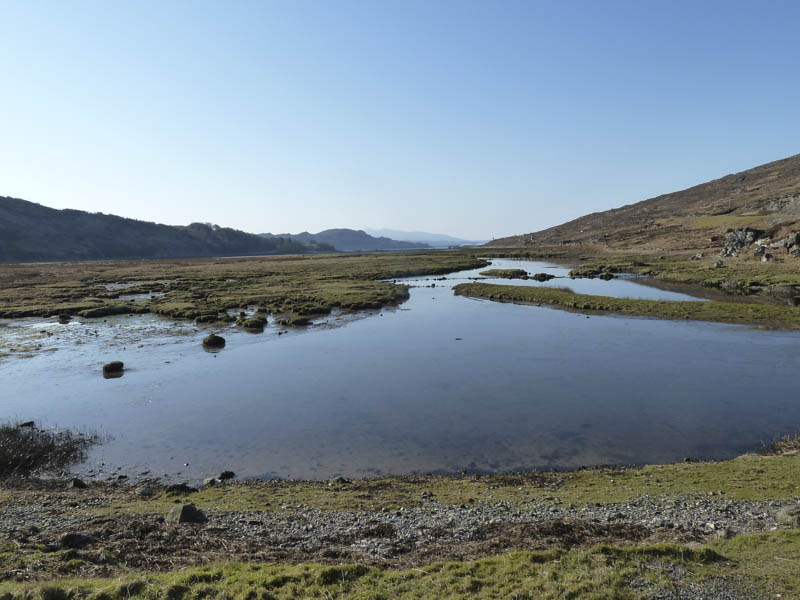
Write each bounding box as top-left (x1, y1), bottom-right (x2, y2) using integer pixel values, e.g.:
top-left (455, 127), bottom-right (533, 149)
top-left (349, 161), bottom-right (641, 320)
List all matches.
top-left (487, 153), bottom-right (800, 251)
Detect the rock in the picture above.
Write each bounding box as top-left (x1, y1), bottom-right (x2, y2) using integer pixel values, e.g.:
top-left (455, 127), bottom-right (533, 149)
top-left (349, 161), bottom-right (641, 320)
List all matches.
top-left (761, 253), bottom-right (774, 263)
top-left (135, 485), bottom-right (156, 497)
top-left (203, 477), bottom-right (219, 487)
top-left (532, 273), bottom-right (556, 282)
top-left (102, 361), bottom-right (124, 374)
top-left (67, 478), bottom-right (87, 489)
top-left (165, 483), bottom-right (198, 495)
top-left (789, 244), bottom-right (800, 257)
top-left (720, 228), bottom-right (761, 257)
top-left (753, 245), bottom-right (767, 257)
top-left (60, 532), bottom-right (96, 548)
top-left (237, 317), bottom-right (266, 330)
top-left (202, 334), bottom-right (226, 348)
top-left (690, 253), bottom-right (705, 260)
top-left (57, 314), bottom-right (72, 324)
top-left (328, 476), bottom-right (351, 486)
top-left (714, 261), bottom-right (725, 268)
top-left (598, 272), bottom-right (614, 280)
top-left (18, 421), bottom-right (35, 428)
top-left (776, 505), bottom-right (800, 528)
top-left (218, 470), bottom-right (236, 481)
top-left (166, 503), bottom-right (207, 524)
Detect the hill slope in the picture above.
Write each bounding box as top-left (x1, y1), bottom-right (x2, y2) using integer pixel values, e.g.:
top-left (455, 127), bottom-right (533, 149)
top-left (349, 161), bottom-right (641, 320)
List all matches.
top-left (260, 228), bottom-right (428, 252)
top-left (0, 196), bottom-right (317, 263)
top-left (487, 153), bottom-right (800, 251)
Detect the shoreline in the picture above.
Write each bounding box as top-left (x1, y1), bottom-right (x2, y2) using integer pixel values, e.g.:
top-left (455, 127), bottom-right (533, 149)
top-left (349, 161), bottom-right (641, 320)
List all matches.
top-left (1, 451), bottom-right (798, 597)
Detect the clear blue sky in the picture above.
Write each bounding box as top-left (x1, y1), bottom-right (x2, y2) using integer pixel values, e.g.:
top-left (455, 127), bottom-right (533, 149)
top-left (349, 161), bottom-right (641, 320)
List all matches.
top-left (2, 0), bottom-right (799, 239)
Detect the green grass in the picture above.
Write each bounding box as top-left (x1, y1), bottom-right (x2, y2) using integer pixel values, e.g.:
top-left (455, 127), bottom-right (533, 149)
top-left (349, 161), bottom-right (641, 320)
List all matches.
top-left (0, 253), bottom-right (489, 321)
top-left (478, 269), bottom-right (529, 279)
top-left (5, 533), bottom-right (800, 599)
top-left (0, 544), bottom-right (731, 599)
top-left (453, 281), bottom-right (800, 329)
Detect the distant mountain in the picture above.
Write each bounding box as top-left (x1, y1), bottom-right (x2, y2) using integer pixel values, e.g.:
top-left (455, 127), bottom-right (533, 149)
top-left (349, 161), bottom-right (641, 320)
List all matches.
top-left (259, 228), bottom-right (428, 252)
top-left (485, 153), bottom-right (800, 251)
top-left (364, 228), bottom-right (487, 247)
top-left (0, 196), bottom-right (324, 263)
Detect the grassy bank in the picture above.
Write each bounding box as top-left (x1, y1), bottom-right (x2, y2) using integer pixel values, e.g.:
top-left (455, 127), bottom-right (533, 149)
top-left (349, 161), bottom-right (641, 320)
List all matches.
top-left (476, 246), bottom-right (800, 303)
top-left (2, 539), bottom-right (785, 600)
top-left (453, 281), bottom-right (800, 329)
top-left (0, 252), bottom-right (488, 322)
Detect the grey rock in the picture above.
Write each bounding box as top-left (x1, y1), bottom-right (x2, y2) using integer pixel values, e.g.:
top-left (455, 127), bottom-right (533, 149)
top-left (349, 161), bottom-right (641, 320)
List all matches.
top-left (67, 478), bottom-right (87, 489)
top-left (166, 503), bottom-right (207, 524)
top-left (135, 485), bottom-right (156, 497)
top-left (165, 483), bottom-right (198, 495)
top-left (776, 505), bottom-right (800, 528)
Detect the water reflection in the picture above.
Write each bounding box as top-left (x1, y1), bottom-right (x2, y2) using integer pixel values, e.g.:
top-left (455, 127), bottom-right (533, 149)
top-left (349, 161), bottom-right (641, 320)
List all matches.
top-left (2, 259), bottom-right (799, 482)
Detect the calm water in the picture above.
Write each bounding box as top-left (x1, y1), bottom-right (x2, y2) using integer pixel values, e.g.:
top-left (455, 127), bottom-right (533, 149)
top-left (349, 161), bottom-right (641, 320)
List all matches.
top-left (2, 259), bottom-right (799, 482)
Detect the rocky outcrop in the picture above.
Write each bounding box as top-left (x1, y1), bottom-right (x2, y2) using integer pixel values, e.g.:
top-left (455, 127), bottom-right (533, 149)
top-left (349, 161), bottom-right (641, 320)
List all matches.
top-left (720, 228), bottom-right (761, 257)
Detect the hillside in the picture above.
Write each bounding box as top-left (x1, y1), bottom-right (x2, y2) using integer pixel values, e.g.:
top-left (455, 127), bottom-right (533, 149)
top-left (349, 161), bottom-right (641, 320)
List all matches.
top-left (260, 228), bottom-right (428, 252)
top-left (487, 153), bottom-right (800, 251)
top-left (0, 196), bottom-right (322, 263)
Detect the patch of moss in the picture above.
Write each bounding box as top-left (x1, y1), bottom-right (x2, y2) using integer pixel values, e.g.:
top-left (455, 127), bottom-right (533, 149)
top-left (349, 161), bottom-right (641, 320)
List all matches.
top-left (479, 269), bottom-right (528, 279)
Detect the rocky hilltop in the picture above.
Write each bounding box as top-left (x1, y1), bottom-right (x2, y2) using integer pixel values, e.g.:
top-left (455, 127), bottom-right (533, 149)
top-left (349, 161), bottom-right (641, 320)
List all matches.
top-left (0, 196), bottom-right (323, 263)
top-left (487, 153), bottom-right (800, 253)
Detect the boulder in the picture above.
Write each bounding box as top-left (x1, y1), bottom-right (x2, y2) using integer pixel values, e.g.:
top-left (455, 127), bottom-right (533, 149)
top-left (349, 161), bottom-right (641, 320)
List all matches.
top-left (102, 361), bottom-right (124, 374)
top-left (753, 245), bottom-right (767, 257)
top-left (720, 227), bottom-right (762, 257)
top-left (218, 470), bottom-right (236, 481)
top-left (531, 273), bottom-right (556, 282)
top-left (165, 483), bottom-right (197, 495)
top-left (67, 478), bottom-right (87, 489)
top-left (166, 503), bottom-right (207, 524)
top-left (135, 485), bottom-right (156, 497)
top-left (57, 314), bottom-right (72, 324)
top-left (776, 505), bottom-right (800, 528)
top-left (761, 253), bottom-right (774, 263)
top-left (202, 334), bottom-right (226, 348)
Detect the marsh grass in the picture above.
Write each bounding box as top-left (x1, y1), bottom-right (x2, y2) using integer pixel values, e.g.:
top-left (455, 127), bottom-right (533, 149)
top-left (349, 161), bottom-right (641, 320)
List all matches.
top-left (0, 423), bottom-right (100, 477)
top-left (454, 282), bottom-right (800, 329)
top-left (760, 430), bottom-right (800, 455)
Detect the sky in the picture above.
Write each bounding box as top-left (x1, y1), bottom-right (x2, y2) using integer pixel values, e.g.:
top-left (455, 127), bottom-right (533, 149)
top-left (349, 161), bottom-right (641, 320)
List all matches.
top-left (2, 1), bottom-right (800, 240)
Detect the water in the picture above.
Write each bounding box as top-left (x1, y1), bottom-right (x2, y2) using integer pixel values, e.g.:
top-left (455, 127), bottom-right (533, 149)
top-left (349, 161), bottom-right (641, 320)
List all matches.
top-left (2, 259), bottom-right (799, 482)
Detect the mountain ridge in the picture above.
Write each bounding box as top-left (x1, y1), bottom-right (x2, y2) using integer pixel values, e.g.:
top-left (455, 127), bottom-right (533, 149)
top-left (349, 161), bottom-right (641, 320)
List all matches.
top-left (486, 153), bottom-right (800, 251)
top-left (0, 196), bottom-right (326, 263)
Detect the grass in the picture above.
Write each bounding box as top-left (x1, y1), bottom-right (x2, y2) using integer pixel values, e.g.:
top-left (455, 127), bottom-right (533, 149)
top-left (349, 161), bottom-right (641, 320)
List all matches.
top-left (4, 534), bottom-right (800, 599)
top-left (0, 423), bottom-right (99, 477)
top-left (0, 544), bottom-right (733, 599)
top-left (478, 269), bottom-right (529, 279)
top-left (453, 281), bottom-right (800, 329)
top-left (761, 430), bottom-right (800, 455)
top-left (0, 252), bottom-right (488, 322)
